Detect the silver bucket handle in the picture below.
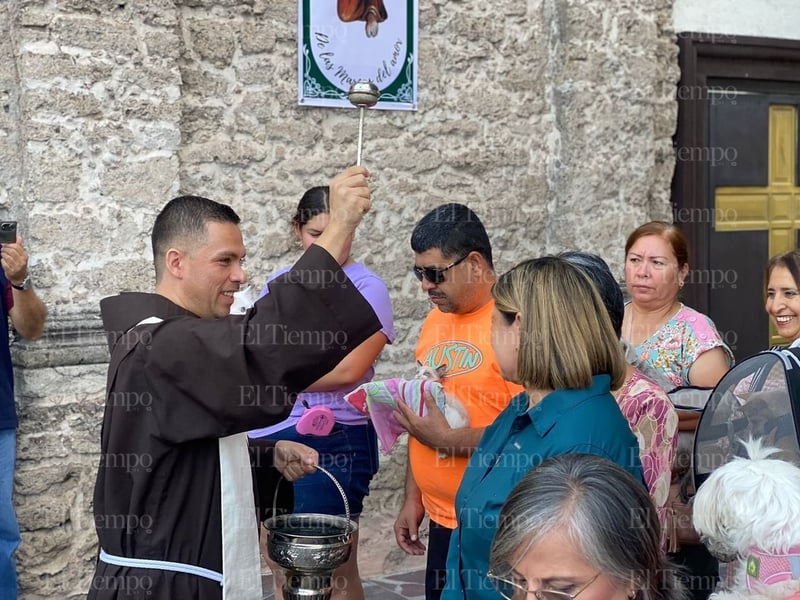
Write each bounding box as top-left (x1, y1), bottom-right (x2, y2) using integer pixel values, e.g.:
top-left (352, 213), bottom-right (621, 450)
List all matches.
top-left (271, 464), bottom-right (352, 533)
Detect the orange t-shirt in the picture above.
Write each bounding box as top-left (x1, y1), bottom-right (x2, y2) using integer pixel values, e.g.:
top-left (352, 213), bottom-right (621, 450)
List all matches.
top-left (411, 300), bottom-right (523, 529)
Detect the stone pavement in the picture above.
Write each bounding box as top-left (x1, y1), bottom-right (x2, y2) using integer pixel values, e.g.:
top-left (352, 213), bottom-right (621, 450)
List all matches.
top-left (262, 568), bottom-right (426, 600)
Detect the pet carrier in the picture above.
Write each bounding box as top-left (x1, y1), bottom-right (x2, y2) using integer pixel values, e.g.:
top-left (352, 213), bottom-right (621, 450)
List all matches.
top-left (693, 347), bottom-right (800, 490)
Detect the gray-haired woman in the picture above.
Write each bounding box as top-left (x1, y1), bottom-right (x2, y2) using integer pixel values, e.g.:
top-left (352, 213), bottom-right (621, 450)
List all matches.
top-left (489, 454), bottom-right (687, 600)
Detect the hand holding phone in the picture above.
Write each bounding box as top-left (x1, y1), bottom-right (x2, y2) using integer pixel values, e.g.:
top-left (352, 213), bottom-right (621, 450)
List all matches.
top-left (0, 222), bottom-right (17, 244)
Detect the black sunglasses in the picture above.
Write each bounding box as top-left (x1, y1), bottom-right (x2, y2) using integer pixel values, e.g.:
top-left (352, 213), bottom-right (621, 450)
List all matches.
top-left (412, 254), bottom-right (468, 284)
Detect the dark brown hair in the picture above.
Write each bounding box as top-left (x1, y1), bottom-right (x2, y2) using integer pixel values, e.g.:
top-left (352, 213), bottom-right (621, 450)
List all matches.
top-left (765, 250), bottom-right (800, 296)
top-left (292, 186), bottom-right (329, 229)
top-left (625, 221), bottom-right (689, 269)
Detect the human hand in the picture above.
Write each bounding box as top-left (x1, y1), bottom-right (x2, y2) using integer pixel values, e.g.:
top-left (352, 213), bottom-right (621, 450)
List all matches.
top-left (393, 498), bottom-right (426, 555)
top-left (394, 391), bottom-right (451, 451)
top-left (274, 441), bottom-right (318, 481)
top-left (314, 166), bottom-right (371, 263)
top-left (328, 165), bottom-right (371, 230)
top-left (1, 236), bottom-right (29, 287)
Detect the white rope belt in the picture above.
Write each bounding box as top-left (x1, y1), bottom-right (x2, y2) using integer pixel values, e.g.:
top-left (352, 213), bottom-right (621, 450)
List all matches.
top-left (99, 548), bottom-right (223, 585)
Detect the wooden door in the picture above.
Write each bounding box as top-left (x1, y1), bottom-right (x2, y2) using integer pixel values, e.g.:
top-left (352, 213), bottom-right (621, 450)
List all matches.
top-left (673, 35), bottom-right (800, 362)
top-left (707, 93), bottom-right (800, 358)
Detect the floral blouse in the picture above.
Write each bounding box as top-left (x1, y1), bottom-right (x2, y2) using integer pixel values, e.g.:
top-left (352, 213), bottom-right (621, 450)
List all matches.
top-left (631, 305), bottom-right (734, 389)
top-left (617, 369), bottom-right (679, 543)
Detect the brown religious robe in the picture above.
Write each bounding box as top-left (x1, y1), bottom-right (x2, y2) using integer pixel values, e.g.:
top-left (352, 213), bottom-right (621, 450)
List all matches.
top-left (88, 245), bottom-right (381, 600)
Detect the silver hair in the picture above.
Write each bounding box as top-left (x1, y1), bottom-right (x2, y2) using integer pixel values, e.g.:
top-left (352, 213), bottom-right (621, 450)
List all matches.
top-left (489, 454), bottom-right (688, 600)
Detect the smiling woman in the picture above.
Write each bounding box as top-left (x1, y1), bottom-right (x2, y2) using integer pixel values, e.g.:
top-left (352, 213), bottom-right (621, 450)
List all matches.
top-left (765, 250), bottom-right (800, 346)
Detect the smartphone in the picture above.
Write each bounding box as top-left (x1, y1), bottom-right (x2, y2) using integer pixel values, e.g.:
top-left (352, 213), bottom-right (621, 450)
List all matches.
top-left (0, 221), bottom-right (16, 244)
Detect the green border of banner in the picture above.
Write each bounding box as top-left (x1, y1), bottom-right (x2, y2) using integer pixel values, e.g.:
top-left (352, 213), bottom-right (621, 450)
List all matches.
top-left (299, 0), bottom-right (417, 108)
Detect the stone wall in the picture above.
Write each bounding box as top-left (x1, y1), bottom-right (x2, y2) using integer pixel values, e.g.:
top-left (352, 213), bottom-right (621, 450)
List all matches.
top-left (0, 0), bottom-right (678, 597)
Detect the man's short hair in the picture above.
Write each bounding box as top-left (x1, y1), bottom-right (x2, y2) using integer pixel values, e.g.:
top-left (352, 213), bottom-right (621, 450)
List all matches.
top-left (410, 203), bottom-right (493, 268)
top-left (151, 195), bottom-right (241, 281)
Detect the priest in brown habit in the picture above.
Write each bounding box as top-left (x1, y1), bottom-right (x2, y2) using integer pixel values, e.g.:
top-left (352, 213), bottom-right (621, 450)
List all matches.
top-left (89, 166), bottom-right (380, 600)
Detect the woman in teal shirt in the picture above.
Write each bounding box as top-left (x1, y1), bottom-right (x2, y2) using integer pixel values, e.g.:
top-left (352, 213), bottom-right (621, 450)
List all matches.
top-left (442, 257), bottom-right (644, 600)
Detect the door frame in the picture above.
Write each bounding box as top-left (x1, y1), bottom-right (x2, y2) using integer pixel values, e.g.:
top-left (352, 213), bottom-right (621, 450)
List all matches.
top-left (673, 33), bottom-right (800, 314)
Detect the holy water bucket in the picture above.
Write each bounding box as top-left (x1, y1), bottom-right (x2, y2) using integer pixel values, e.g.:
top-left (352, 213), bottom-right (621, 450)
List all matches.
top-left (264, 465), bottom-right (357, 600)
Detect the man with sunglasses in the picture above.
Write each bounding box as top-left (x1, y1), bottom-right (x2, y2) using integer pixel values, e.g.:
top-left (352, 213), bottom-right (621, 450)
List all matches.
top-left (393, 203), bottom-right (523, 600)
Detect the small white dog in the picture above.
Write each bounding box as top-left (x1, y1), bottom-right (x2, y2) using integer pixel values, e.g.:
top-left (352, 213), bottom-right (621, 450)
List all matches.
top-left (692, 437), bottom-right (800, 600)
top-left (414, 362), bottom-right (470, 429)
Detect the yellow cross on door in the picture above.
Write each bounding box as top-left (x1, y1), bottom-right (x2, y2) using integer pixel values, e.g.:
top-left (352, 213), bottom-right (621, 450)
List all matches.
top-left (715, 104), bottom-right (800, 345)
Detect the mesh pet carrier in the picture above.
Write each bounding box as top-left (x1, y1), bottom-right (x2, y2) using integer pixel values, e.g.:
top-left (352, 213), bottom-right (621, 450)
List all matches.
top-left (693, 347), bottom-right (800, 490)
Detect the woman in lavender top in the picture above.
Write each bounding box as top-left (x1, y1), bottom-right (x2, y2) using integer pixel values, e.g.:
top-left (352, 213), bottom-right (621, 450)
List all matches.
top-left (250, 186), bottom-right (395, 600)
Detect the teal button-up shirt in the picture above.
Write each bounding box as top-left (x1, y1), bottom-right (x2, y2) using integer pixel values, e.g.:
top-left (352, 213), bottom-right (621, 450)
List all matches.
top-left (442, 374), bottom-right (644, 600)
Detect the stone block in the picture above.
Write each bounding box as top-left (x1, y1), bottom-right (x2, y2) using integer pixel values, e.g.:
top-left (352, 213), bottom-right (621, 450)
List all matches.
top-left (23, 88), bottom-right (103, 119)
top-left (142, 30), bottom-right (181, 58)
top-left (133, 0), bottom-right (179, 28)
top-left (18, 526), bottom-right (76, 567)
top-left (181, 104), bottom-right (227, 144)
top-left (18, 52), bottom-right (115, 82)
top-left (56, 0), bottom-right (126, 15)
top-left (180, 0), bottom-right (256, 7)
top-left (179, 64), bottom-right (231, 97)
top-left (239, 20), bottom-right (278, 55)
top-left (16, 490), bottom-right (73, 531)
top-left (17, 5), bottom-right (53, 28)
top-left (186, 18), bottom-right (237, 69)
top-left (101, 155), bottom-right (179, 199)
top-left (180, 139), bottom-right (268, 166)
top-left (50, 15), bottom-right (139, 56)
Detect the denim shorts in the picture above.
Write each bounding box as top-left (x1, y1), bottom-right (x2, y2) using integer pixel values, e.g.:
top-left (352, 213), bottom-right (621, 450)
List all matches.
top-left (259, 421), bottom-right (379, 517)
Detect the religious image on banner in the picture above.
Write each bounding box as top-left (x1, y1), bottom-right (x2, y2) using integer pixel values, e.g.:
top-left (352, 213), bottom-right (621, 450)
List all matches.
top-left (297, 0), bottom-right (419, 111)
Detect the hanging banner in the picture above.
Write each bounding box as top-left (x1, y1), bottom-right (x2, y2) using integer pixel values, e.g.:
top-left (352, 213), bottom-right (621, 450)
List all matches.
top-left (298, 0), bottom-right (418, 111)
